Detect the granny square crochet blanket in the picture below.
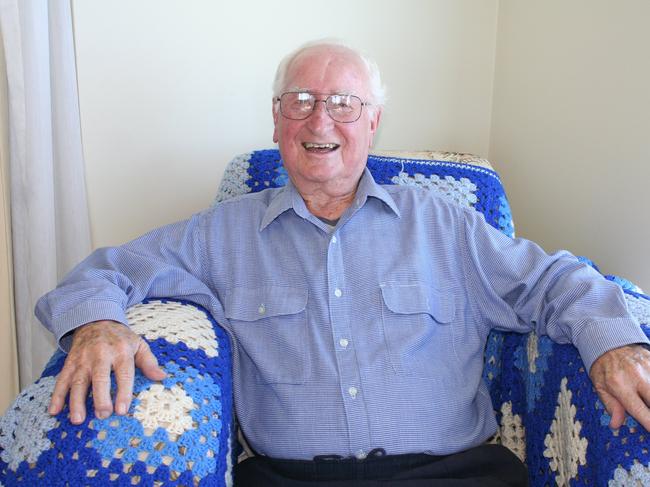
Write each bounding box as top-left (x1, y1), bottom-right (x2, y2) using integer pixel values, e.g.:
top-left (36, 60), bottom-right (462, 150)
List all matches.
top-left (2, 149), bottom-right (649, 486)
top-left (1, 300), bottom-right (234, 486)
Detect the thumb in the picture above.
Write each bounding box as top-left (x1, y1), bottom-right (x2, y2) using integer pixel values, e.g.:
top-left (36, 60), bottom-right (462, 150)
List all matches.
top-left (134, 339), bottom-right (167, 380)
top-left (599, 390), bottom-right (626, 429)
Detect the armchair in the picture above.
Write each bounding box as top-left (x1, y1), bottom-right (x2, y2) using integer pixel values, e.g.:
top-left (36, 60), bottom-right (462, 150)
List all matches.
top-left (2, 149), bottom-right (649, 486)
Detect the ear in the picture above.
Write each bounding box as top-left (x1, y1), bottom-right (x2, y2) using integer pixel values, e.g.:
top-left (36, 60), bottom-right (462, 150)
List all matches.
top-left (367, 107), bottom-right (382, 147)
top-left (272, 100), bottom-right (280, 143)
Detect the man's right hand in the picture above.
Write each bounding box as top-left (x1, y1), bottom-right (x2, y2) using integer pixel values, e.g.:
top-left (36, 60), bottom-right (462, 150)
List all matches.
top-left (48, 320), bottom-right (167, 424)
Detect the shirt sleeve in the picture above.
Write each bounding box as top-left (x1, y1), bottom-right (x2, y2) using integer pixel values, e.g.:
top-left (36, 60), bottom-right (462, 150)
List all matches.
top-left (34, 211), bottom-right (220, 352)
top-left (459, 206), bottom-right (648, 372)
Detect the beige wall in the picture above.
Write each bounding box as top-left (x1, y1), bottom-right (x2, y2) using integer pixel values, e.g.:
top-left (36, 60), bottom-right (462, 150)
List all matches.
top-left (71, 0), bottom-right (648, 289)
top-left (0, 29), bottom-right (19, 411)
top-left (490, 0), bottom-right (650, 291)
top-left (71, 0), bottom-right (499, 246)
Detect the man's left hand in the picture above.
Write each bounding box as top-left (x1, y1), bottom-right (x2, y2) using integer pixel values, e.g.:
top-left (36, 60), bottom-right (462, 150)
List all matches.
top-left (590, 344), bottom-right (650, 430)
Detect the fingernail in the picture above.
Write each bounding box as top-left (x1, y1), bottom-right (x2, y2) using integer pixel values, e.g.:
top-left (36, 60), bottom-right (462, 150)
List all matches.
top-left (48, 405), bottom-right (57, 415)
top-left (71, 413), bottom-right (82, 423)
top-left (96, 410), bottom-right (109, 420)
top-left (116, 403), bottom-right (127, 415)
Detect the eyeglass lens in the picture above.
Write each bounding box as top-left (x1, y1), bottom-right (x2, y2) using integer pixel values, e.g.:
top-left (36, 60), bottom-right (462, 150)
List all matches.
top-left (279, 93), bottom-right (363, 122)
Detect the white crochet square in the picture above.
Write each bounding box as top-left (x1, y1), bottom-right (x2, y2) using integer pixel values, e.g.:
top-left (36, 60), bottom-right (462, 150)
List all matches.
top-left (391, 172), bottom-right (478, 208)
top-left (133, 384), bottom-right (196, 439)
top-left (625, 294), bottom-right (650, 325)
top-left (213, 152), bottom-right (252, 204)
top-left (127, 301), bottom-right (219, 357)
top-left (0, 377), bottom-right (57, 470)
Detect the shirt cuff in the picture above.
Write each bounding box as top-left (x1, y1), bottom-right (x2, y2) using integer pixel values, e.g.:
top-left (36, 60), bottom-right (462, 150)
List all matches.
top-left (573, 318), bottom-right (650, 372)
top-left (53, 301), bottom-right (129, 352)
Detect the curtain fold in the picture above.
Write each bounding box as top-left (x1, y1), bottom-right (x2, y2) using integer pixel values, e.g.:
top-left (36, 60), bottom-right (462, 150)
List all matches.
top-left (0, 0), bottom-right (91, 386)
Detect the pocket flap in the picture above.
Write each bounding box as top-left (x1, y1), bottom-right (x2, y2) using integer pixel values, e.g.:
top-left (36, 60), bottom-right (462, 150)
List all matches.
top-left (225, 286), bottom-right (308, 322)
top-left (381, 284), bottom-right (454, 323)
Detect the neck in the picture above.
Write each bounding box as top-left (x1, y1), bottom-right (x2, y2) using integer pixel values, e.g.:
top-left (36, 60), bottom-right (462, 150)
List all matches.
top-left (302, 189), bottom-right (357, 220)
top-left (290, 170), bottom-right (365, 220)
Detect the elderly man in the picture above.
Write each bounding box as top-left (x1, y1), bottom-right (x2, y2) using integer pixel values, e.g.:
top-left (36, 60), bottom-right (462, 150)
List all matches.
top-left (38, 41), bottom-right (650, 486)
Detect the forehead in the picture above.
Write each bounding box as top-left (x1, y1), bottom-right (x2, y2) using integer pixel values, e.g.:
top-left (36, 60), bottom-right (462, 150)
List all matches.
top-left (284, 47), bottom-right (370, 96)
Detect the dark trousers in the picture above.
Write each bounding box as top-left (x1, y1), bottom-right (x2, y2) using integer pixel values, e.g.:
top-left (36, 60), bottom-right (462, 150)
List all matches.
top-left (234, 444), bottom-right (529, 486)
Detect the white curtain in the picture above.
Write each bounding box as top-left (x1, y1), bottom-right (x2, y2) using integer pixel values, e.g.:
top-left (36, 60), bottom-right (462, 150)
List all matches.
top-left (0, 0), bottom-right (91, 387)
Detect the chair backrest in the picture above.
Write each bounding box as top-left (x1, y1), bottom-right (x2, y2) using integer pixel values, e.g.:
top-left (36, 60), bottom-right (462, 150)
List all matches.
top-left (214, 149), bottom-right (515, 237)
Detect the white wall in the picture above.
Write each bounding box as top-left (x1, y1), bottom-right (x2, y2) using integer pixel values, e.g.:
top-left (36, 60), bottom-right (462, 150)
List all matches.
top-left (490, 0), bottom-right (650, 290)
top-left (71, 0), bottom-right (499, 246)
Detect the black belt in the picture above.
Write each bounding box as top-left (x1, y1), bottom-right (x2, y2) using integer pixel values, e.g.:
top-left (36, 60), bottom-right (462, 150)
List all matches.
top-left (313, 448), bottom-right (387, 462)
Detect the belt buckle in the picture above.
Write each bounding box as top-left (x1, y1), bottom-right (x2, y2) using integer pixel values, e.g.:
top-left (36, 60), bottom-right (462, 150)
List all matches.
top-left (313, 454), bottom-right (345, 462)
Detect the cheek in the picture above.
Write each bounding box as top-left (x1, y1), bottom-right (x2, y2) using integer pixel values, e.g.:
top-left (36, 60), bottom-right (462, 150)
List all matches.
top-left (343, 127), bottom-right (370, 150)
top-left (276, 120), bottom-right (304, 145)
top-left (275, 124), bottom-right (292, 146)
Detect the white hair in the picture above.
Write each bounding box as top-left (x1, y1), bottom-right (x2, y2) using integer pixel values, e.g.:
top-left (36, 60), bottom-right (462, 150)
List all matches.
top-left (272, 39), bottom-right (387, 111)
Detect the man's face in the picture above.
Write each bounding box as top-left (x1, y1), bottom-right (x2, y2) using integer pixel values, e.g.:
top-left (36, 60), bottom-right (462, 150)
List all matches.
top-left (273, 47), bottom-right (382, 196)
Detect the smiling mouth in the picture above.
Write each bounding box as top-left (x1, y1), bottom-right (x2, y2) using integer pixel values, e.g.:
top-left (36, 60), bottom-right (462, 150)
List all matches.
top-left (302, 142), bottom-right (340, 153)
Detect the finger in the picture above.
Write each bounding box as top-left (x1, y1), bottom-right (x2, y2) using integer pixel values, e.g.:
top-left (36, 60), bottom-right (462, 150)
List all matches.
top-left (91, 362), bottom-right (114, 420)
top-left (113, 357), bottom-right (135, 415)
top-left (608, 400), bottom-right (626, 430)
top-left (638, 377), bottom-right (650, 407)
top-left (135, 340), bottom-right (166, 380)
top-left (68, 370), bottom-right (91, 424)
top-left (597, 389), bottom-right (626, 429)
top-left (49, 369), bottom-right (73, 415)
top-left (619, 392), bottom-right (650, 431)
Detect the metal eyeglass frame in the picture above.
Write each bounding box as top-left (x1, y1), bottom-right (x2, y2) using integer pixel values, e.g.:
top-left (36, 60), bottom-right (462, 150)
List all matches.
top-left (274, 92), bottom-right (372, 123)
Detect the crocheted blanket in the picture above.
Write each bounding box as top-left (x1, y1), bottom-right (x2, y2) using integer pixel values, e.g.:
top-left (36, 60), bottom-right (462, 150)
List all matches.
top-left (1, 300), bottom-right (234, 486)
top-left (2, 149), bottom-right (649, 486)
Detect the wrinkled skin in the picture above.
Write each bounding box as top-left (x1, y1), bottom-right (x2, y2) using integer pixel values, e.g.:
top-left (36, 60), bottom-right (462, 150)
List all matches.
top-left (48, 320), bottom-right (165, 423)
top-left (272, 45), bottom-right (381, 220)
top-left (590, 344), bottom-right (650, 430)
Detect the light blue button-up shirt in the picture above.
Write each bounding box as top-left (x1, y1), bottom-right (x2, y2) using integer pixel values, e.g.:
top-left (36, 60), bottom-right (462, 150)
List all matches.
top-left (36, 169), bottom-right (647, 460)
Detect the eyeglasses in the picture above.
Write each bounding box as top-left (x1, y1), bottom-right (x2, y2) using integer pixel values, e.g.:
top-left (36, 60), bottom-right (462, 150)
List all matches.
top-left (275, 92), bottom-right (371, 123)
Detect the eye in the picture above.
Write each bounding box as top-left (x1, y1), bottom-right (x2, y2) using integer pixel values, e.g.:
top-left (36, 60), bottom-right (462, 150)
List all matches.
top-left (292, 93), bottom-right (314, 111)
top-left (329, 95), bottom-right (354, 112)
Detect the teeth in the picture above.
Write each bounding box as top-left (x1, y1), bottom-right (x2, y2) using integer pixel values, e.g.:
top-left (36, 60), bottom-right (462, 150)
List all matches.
top-left (303, 143), bottom-right (339, 149)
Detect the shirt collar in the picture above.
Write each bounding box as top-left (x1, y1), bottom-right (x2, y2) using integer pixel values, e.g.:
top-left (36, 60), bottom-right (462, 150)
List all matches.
top-left (260, 167), bottom-right (401, 231)
top-left (355, 167), bottom-right (401, 218)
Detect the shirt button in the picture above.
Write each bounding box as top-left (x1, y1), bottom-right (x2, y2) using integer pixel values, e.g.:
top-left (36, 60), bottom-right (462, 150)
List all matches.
top-left (331, 235), bottom-right (337, 244)
top-left (339, 338), bottom-right (349, 348)
top-left (355, 450), bottom-right (367, 460)
top-left (334, 288), bottom-right (342, 298)
top-left (258, 304), bottom-right (265, 315)
top-left (348, 386), bottom-right (358, 398)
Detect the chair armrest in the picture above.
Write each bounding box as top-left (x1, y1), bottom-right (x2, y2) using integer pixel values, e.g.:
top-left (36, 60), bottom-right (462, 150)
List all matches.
top-left (486, 288), bottom-right (650, 486)
top-left (0, 299), bottom-right (234, 486)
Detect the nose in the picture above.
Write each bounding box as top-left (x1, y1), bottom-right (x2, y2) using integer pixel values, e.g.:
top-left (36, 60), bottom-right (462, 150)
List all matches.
top-left (307, 99), bottom-right (333, 132)
top-left (312, 99), bottom-right (330, 118)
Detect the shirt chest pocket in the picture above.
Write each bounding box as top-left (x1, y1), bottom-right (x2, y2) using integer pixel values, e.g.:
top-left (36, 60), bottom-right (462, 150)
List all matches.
top-left (225, 286), bottom-right (310, 384)
top-left (380, 284), bottom-right (458, 379)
